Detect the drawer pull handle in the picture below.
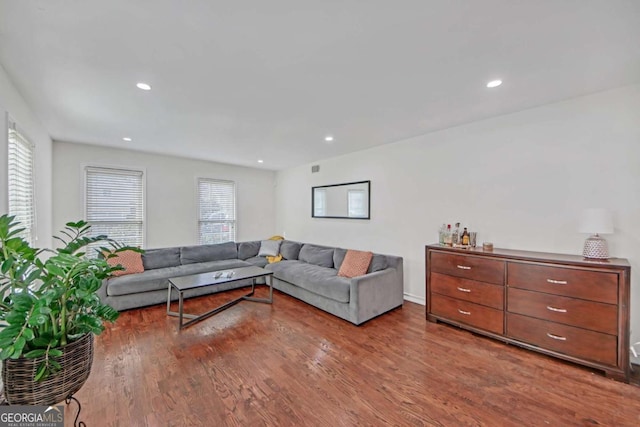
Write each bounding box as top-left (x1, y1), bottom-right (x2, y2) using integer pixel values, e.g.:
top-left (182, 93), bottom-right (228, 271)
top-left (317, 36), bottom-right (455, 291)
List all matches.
top-left (546, 305), bottom-right (567, 313)
top-left (457, 287), bottom-right (471, 293)
top-left (546, 332), bottom-right (567, 341)
top-left (457, 309), bottom-right (471, 316)
top-left (546, 279), bottom-right (567, 285)
top-left (457, 265), bottom-right (472, 270)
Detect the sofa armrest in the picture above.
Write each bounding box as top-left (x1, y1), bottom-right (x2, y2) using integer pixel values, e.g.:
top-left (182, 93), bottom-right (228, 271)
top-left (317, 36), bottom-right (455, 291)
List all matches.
top-left (349, 266), bottom-right (404, 325)
top-left (97, 278), bottom-right (109, 302)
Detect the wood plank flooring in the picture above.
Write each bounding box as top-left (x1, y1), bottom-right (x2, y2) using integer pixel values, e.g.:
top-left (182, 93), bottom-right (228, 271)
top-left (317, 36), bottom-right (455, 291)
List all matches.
top-left (69, 287), bottom-right (640, 426)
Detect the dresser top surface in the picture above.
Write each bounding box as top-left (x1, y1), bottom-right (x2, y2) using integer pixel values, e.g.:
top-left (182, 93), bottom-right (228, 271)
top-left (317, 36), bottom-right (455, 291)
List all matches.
top-left (426, 244), bottom-right (630, 269)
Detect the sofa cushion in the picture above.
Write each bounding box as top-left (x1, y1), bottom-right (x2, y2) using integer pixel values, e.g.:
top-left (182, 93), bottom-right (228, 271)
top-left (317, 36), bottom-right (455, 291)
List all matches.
top-left (106, 249), bottom-right (144, 276)
top-left (180, 242), bottom-right (238, 265)
top-left (243, 256), bottom-right (268, 268)
top-left (106, 258), bottom-right (251, 296)
top-left (142, 247), bottom-right (181, 270)
top-left (238, 241), bottom-right (260, 260)
top-left (333, 248), bottom-right (347, 270)
top-left (299, 244), bottom-right (334, 268)
top-left (258, 240), bottom-right (281, 257)
top-left (338, 250), bottom-right (373, 278)
top-left (106, 265), bottom-right (183, 296)
top-left (281, 241), bottom-right (302, 260)
top-left (367, 254), bottom-right (388, 273)
top-left (266, 260), bottom-right (350, 303)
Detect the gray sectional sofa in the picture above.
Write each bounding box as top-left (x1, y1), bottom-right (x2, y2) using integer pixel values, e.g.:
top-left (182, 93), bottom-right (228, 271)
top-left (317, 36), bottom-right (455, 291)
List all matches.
top-left (98, 240), bottom-right (403, 325)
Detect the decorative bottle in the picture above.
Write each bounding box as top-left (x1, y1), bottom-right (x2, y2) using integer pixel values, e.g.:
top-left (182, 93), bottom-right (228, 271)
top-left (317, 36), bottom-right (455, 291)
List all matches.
top-left (445, 224), bottom-right (452, 246)
top-left (452, 223), bottom-right (460, 245)
top-left (461, 227), bottom-right (470, 245)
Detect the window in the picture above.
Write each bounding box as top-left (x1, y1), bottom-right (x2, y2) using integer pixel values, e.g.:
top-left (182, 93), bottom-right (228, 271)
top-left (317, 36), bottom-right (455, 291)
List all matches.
top-left (7, 122), bottom-right (35, 245)
top-left (313, 188), bottom-right (326, 217)
top-left (348, 190), bottom-right (367, 218)
top-left (85, 166), bottom-right (144, 250)
top-left (198, 179), bottom-right (236, 244)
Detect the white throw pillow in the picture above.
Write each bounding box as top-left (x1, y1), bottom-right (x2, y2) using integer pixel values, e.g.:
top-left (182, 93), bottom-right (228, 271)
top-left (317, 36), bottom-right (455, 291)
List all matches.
top-left (258, 240), bottom-right (281, 257)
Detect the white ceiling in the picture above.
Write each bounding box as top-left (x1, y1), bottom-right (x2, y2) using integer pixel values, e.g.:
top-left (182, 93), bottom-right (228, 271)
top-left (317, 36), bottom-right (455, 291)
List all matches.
top-left (1, 1), bottom-right (639, 170)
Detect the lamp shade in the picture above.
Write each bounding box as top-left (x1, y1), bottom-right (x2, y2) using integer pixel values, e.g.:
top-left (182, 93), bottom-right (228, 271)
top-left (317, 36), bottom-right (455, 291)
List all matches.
top-left (578, 208), bottom-right (613, 234)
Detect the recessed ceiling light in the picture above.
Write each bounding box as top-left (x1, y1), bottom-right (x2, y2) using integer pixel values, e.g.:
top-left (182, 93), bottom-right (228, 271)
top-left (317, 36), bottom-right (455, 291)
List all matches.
top-left (257, 159), bottom-right (264, 163)
top-left (122, 137), bottom-right (132, 142)
top-left (486, 79), bottom-right (502, 88)
top-left (324, 136), bottom-right (334, 142)
top-left (136, 82), bottom-right (151, 91)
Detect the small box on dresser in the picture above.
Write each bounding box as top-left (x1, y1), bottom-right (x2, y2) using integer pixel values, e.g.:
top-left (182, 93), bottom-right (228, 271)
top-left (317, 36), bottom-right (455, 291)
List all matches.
top-left (425, 244), bottom-right (631, 382)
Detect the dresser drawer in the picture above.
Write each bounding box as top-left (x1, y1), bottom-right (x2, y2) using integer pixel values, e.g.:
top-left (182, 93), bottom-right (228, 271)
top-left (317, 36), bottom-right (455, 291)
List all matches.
top-left (507, 313), bottom-right (617, 366)
top-left (507, 288), bottom-right (617, 335)
top-left (431, 252), bottom-right (504, 284)
top-left (431, 294), bottom-right (504, 334)
top-left (431, 272), bottom-right (504, 310)
top-left (507, 262), bottom-right (618, 304)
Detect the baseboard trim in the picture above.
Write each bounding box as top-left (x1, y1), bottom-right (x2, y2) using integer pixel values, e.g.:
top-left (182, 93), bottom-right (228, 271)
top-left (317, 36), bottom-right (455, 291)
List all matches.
top-left (404, 293), bottom-right (425, 305)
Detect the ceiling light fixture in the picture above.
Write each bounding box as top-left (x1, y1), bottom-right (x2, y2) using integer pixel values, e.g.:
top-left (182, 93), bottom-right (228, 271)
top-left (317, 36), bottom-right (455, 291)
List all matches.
top-left (324, 136), bottom-right (334, 142)
top-left (136, 82), bottom-right (151, 91)
top-left (122, 137), bottom-right (132, 142)
top-left (257, 159), bottom-right (264, 163)
top-left (486, 79), bottom-right (502, 88)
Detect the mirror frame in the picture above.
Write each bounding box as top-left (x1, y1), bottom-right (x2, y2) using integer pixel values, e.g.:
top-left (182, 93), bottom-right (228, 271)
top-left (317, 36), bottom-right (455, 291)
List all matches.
top-left (311, 180), bottom-right (371, 219)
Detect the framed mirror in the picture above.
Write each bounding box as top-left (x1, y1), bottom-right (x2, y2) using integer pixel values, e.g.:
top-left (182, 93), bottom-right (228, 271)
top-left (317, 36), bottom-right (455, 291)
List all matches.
top-left (312, 180), bottom-right (370, 219)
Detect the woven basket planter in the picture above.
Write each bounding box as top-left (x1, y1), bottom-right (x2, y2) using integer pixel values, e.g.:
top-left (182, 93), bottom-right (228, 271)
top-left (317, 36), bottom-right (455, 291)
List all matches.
top-left (1, 333), bottom-right (94, 406)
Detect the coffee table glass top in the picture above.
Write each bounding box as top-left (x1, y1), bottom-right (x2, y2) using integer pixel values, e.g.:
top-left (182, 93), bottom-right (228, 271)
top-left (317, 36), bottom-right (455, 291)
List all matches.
top-left (169, 265), bottom-right (273, 291)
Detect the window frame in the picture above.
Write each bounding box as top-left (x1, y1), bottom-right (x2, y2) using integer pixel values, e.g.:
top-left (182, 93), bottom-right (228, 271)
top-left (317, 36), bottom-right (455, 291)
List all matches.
top-left (313, 188), bottom-right (327, 217)
top-left (83, 164), bottom-right (146, 249)
top-left (7, 118), bottom-right (36, 245)
top-left (197, 178), bottom-right (236, 245)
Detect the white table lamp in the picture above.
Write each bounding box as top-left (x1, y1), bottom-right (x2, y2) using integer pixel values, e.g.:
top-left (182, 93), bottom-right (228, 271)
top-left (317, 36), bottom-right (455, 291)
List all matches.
top-left (578, 208), bottom-right (613, 259)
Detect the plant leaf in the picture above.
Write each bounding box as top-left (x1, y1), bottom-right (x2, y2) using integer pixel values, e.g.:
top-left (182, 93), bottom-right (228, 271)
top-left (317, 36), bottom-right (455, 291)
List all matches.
top-left (22, 328), bottom-right (35, 341)
top-left (48, 348), bottom-right (63, 357)
top-left (34, 362), bottom-right (47, 381)
top-left (24, 349), bottom-right (46, 358)
top-left (0, 345), bottom-right (15, 360)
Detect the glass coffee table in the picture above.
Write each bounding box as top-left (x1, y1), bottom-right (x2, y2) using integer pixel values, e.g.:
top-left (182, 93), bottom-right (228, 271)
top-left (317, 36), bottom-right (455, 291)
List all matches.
top-left (167, 265), bottom-right (274, 330)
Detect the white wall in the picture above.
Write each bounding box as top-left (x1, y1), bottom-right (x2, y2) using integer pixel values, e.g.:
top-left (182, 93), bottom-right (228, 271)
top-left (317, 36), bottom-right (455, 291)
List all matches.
top-left (0, 64), bottom-right (53, 248)
top-left (275, 84), bottom-right (640, 352)
top-left (53, 142), bottom-right (276, 248)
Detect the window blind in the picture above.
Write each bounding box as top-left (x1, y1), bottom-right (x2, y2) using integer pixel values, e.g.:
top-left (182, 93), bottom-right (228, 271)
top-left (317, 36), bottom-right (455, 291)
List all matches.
top-left (85, 166), bottom-right (144, 249)
top-left (198, 179), bottom-right (236, 244)
top-left (313, 189), bottom-right (326, 217)
top-left (8, 125), bottom-right (35, 245)
top-left (348, 190), bottom-right (367, 217)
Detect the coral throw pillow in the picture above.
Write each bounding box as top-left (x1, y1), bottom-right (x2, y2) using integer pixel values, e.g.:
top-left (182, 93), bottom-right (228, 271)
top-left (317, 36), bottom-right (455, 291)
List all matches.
top-left (106, 249), bottom-right (144, 277)
top-left (338, 250), bottom-right (373, 278)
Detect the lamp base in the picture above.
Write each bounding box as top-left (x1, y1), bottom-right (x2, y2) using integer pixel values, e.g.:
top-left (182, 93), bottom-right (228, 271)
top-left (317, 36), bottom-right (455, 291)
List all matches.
top-left (583, 234), bottom-right (609, 259)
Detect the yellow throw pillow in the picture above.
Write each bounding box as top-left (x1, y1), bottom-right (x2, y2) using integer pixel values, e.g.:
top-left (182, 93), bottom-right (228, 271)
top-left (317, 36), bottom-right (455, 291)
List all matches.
top-left (266, 254), bottom-right (283, 264)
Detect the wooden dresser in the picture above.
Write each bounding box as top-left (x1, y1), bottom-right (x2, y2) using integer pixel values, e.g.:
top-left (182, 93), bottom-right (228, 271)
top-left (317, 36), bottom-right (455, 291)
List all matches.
top-left (425, 244), bottom-right (631, 382)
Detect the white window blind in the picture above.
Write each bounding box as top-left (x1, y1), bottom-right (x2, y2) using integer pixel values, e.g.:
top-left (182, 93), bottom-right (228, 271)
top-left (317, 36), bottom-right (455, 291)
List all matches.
top-left (85, 166), bottom-right (144, 249)
top-left (198, 179), bottom-right (236, 244)
top-left (348, 190), bottom-right (367, 217)
top-left (8, 123), bottom-right (35, 245)
top-left (313, 189), bottom-right (326, 217)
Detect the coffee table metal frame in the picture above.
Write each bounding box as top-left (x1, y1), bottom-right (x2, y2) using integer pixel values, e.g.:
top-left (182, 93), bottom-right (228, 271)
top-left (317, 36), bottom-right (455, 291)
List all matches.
top-left (167, 266), bottom-right (274, 330)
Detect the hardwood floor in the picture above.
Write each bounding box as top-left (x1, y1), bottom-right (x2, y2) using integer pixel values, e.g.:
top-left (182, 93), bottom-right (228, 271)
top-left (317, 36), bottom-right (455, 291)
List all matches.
top-left (70, 287), bottom-right (640, 426)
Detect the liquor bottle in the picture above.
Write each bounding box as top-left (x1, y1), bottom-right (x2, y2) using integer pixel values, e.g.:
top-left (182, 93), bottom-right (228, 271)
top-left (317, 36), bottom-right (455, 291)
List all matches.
top-left (439, 224), bottom-right (446, 245)
top-left (452, 223), bottom-right (460, 245)
top-left (461, 227), bottom-right (470, 245)
top-left (445, 224), bottom-right (452, 246)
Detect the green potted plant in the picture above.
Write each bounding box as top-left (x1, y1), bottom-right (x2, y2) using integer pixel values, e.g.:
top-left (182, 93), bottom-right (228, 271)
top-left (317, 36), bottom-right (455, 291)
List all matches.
top-left (0, 214), bottom-right (137, 405)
